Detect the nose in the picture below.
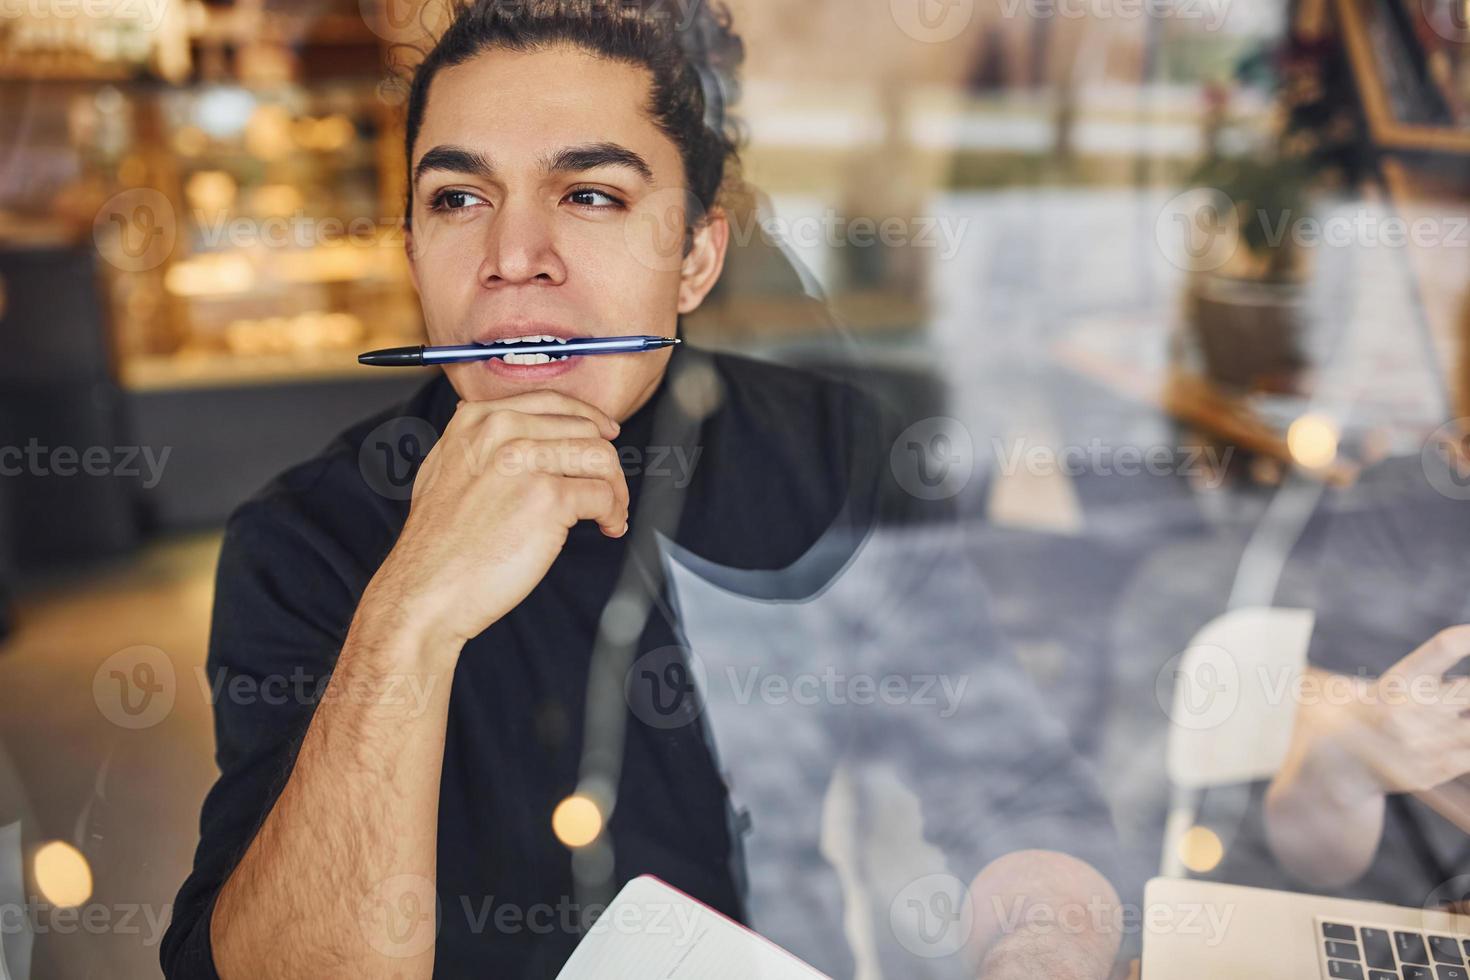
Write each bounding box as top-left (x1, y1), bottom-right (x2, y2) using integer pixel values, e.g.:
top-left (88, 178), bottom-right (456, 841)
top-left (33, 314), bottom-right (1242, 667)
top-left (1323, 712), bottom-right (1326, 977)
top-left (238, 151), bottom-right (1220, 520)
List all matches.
top-left (476, 195), bottom-right (567, 288)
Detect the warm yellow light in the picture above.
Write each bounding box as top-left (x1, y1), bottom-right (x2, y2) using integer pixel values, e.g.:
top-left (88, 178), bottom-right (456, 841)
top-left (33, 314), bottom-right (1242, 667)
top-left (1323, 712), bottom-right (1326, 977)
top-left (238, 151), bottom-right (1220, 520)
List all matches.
top-left (1287, 414), bottom-right (1339, 470)
top-left (313, 115), bottom-right (355, 152)
top-left (1177, 826), bottom-right (1224, 874)
top-left (164, 253), bottom-right (255, 297)
top-left (250, 183), bottom-right (304, 216)
top-left (117, 154), bottom-right (148, 187)
top-left (184, 170), bottom-right (237, 212)
top-left (245, 104), bottom-right (294, 161)
top-left (173, 126), bottom-right (208, 157)
top-left (34, 841), bottom-right (93, 909)
top-left (552, 794), bottom-right (603, 849)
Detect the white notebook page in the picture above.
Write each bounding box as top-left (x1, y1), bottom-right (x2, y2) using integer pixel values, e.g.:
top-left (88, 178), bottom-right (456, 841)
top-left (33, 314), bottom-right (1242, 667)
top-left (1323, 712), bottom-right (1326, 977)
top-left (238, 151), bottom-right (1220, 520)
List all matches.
top-left (555, 876), bottom-right (832, 980)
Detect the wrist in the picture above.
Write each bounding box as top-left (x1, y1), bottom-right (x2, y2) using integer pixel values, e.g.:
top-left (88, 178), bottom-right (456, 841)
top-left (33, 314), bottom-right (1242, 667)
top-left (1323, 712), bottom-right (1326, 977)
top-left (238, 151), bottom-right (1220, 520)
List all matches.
top-left (1290, 698), bottom-right (1386, 805)
top-left (354, 568), bottom-right (467, 671)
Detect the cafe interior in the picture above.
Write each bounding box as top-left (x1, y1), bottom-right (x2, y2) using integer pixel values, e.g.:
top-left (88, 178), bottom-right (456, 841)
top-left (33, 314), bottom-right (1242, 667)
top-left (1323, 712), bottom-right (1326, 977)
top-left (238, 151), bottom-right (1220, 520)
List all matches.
top-left (2, 0), bottom-right (1470, 975)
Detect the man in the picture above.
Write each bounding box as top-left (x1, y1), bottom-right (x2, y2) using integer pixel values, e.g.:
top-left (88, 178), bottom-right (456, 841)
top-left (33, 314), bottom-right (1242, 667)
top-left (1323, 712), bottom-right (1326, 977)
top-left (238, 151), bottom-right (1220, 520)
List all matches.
top-left (163, 2), bottom-right (1121, 977)
top-left (1258, 447), bottom-right (1470, 900)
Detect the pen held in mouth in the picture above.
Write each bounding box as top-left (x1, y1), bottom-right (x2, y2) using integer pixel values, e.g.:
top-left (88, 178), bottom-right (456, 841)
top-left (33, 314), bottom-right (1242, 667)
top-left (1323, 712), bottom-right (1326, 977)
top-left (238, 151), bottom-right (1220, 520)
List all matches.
top-left (357, 335), bottom-right (680, 367)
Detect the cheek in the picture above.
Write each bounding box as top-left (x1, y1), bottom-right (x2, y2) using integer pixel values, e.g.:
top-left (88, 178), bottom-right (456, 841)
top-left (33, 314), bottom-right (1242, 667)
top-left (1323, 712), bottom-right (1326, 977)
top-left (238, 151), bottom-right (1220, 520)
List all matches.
top-left (566, 247), bottom-right (683, 327)
top-left (586, 352), bottom-right (674, 419)
top-left (413, 216), bottom-right (482, 263)
top-left (414, 234), bottom-right (484, 341)
top-left (563, 218), bottom-right (684, 295)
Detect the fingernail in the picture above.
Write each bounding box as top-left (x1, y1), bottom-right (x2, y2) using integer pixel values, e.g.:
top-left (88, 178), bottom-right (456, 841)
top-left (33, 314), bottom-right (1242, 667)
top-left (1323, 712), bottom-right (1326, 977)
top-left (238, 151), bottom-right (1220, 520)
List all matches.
top-left (621, 520), bottom-right (629, 536)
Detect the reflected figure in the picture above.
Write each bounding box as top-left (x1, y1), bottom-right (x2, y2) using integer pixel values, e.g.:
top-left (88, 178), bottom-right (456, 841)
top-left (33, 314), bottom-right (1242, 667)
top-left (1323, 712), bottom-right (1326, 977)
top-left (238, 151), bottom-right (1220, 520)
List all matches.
top-left (1264, 291), bottom-right (1470, 900)
top-left (1266, 626), bottom-right (1470, 890)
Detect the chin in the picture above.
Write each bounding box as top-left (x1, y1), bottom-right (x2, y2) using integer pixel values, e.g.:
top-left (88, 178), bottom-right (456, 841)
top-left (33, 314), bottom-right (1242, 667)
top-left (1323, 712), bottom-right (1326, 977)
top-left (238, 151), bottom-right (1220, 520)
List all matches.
top-left (449, 362), bottom-right (609, 410)
top-left (447, 353), bottom-right (663, 421)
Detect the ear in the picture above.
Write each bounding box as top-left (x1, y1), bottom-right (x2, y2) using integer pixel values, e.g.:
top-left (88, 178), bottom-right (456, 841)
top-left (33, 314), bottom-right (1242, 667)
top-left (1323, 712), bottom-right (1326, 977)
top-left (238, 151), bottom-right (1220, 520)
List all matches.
top-left (676, 206), bottom-right (729, 315)
top-left (403, 221), bottom-right (421, 295)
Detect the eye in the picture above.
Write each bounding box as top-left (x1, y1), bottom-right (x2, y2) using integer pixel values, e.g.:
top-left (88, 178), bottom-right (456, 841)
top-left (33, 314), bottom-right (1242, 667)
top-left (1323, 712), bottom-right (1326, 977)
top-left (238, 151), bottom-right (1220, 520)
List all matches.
top-left (428, 189), bottom-right (487, 213)
top-left (566, 186), bottom-right (624, 209)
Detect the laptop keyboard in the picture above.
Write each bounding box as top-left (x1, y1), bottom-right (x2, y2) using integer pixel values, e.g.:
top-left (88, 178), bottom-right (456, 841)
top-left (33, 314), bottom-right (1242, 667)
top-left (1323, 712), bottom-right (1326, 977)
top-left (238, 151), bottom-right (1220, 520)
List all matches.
top-left (1318, 918), bottom-right (1470, 980)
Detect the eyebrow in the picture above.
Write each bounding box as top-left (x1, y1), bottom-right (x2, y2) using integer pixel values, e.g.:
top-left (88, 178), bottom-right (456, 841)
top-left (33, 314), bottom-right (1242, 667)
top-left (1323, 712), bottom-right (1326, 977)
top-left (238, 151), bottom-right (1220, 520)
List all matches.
top-left (413, 141), bottom-right (655, 189)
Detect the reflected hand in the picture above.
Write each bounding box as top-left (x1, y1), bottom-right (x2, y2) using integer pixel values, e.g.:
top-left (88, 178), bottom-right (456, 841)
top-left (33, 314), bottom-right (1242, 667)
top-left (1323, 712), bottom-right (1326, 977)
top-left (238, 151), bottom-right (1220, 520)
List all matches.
top-left (1307, 626), bottom-right (1470, 795)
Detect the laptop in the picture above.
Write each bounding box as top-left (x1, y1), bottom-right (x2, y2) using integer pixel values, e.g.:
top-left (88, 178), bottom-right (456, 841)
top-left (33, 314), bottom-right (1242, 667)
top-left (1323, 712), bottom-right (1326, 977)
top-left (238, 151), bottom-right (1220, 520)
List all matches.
top-left (1142, 877), bottom-right (1470, 979)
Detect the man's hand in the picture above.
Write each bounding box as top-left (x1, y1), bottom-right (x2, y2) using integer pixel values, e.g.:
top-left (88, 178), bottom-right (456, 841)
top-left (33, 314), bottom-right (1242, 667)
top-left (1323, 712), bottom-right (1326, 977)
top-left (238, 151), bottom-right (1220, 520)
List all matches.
top-left (372, 390), bottom-right (631, 647)
top-left (1323, 625), bottom-right (1470, 794)
top-left (1265, 625), bottom-right (1470, 888)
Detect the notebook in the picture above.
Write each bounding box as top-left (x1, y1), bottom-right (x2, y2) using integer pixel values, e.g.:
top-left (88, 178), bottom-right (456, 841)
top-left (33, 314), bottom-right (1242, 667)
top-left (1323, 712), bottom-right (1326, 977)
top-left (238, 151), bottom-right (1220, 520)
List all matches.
top-left (555, 875), bottom-right (832, 979)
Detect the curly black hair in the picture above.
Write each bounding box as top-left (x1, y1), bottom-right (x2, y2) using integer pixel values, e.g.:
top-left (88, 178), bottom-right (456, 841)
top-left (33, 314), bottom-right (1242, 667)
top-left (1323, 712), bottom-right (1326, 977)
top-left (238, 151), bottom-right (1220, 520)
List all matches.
top-left (399, 0), bottom-right (746, 236)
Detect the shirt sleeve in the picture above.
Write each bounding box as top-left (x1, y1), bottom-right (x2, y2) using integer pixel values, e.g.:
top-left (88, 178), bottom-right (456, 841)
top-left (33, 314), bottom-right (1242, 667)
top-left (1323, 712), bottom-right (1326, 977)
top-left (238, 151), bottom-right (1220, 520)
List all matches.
top-left (160, 498), bottom-right (358, 979)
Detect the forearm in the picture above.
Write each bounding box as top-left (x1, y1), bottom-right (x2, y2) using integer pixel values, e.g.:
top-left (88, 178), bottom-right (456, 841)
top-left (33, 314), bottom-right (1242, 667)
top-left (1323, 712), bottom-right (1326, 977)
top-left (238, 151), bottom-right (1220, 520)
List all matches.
top-left (967, 850), bottom-right (1121, 980)
top-left (210, 583), bottom-right (462, 979)
top-left (1265, 738), bottom-right (1385, 889)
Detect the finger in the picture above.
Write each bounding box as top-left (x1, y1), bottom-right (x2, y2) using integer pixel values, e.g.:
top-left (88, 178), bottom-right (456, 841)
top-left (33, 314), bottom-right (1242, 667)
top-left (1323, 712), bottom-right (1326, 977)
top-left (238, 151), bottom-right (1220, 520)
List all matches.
top-left (552, 475), bottom-right (626, 536)
top-left (1390, 626), bottom-right (1470, 681)
top-left (519, 413), bottom-right (609, 441)
top-left (496, 412), bottom-right (606, 443)
top-left (464, 390), bottom-right (619, 439)
top-left (455, 412), bottom-right (604, 470)
top-left (1368, 674), bottom-right (1470, 722)
top-left (527, 439), bottom-right (630, 518)
top-left (1397, 678), bottom-right (1470, 715)
top-left (1445, 673), bottom-right (1470, 701)
top-left (503, 438), bottom-right (625, 483)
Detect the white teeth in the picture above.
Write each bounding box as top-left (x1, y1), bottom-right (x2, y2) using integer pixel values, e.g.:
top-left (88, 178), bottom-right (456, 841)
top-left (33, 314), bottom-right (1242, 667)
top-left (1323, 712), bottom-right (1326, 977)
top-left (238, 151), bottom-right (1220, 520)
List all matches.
top-left (490, 333), bottom-right (571, 364)
top-left (495, 333), bottom-right (566, 344)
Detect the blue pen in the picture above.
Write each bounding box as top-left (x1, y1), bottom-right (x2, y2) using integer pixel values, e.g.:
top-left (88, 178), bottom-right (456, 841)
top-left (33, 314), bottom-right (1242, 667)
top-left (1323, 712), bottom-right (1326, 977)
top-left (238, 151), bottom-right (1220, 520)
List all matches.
top-left (358, 335), bottom-right (680, 367)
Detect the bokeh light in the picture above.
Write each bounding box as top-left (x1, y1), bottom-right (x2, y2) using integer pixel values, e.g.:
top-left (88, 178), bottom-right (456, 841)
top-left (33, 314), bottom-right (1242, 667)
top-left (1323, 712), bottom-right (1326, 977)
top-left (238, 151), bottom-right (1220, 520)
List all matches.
top-left (552, 794), bottom-right (603, 849)
top-left (34, 841), bottom-right (93, 909)
top-left (1177, 826), bottom-right (1225, 875)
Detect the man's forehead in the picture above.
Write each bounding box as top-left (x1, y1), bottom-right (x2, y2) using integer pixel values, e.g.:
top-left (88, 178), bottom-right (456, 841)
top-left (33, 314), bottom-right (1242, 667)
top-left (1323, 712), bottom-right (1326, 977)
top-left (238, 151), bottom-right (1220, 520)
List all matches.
top-left (415, 46), bottom-right (672, 172)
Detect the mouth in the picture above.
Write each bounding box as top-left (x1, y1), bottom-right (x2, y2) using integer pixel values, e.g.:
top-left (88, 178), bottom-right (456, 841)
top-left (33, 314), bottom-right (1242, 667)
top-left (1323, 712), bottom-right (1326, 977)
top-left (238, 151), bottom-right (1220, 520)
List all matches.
top-left (479, 332), bottom-right (575, 365)
top-left (474, 319), bottom-right (589, 362)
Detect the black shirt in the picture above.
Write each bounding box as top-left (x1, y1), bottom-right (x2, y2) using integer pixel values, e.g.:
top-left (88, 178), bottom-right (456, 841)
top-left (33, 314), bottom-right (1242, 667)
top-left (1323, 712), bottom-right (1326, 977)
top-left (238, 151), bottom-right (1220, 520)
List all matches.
top-left (161, 346), bottom-right (892, 978)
